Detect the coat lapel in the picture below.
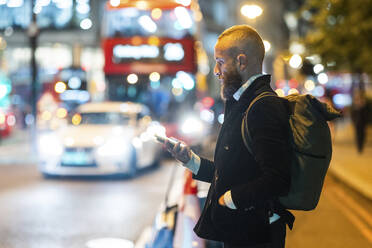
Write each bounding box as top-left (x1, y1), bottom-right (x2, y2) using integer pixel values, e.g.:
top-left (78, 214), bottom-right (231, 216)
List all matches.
top-left (213, 75), bottom-right (273, 161)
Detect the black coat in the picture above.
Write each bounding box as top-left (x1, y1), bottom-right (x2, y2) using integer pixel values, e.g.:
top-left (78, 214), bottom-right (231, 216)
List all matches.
top-left (193, 75), bottom-right (294, 246)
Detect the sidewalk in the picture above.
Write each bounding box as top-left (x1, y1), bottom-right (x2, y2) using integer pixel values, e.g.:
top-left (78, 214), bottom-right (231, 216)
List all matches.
top-left (0, 129), bottom-right (37, 165)
top-left (329, 121), bottom-right (372, 200)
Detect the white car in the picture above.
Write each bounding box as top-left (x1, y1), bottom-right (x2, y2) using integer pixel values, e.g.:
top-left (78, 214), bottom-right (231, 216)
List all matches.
top-left (37, 101), bottom-right (165, 178)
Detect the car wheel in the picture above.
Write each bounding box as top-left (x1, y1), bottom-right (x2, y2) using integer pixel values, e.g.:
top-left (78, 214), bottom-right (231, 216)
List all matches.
top-left (42, 172), bottom-right (58, 179)
top-left (42, 172), bottom-right (52, 179)
top-left (151, 158), bottom-right (160, 168)
top-left (152, 151), bottom-right (163, 168)
top-left (128, 147), bottom-right (137, 178)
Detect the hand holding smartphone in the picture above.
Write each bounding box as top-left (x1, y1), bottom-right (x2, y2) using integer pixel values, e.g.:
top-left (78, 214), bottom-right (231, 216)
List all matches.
top-left (154, 134), bottom-right (179, 148)
top-left (154, 134), bottom-right (190, 164)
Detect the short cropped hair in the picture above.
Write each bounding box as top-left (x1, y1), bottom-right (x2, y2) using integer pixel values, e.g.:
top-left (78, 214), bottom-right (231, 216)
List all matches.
top-left (218, 25), bottom-right (265, 63)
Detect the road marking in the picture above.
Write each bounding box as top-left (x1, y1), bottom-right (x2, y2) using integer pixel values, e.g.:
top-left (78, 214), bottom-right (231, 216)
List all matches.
top-left (328, 186), bottom-right (372, 244)
top-left (333, 186), bottom-right (372, 227)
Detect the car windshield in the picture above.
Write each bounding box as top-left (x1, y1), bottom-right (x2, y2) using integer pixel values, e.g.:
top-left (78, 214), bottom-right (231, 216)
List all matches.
top-left (79, 112), bottom-right (130, 125)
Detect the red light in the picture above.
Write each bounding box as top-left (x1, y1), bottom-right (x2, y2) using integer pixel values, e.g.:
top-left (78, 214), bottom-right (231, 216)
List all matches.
top-left (202, 97), bottom-right (214, 108)
top-left (275, 80), bottom-right (286, 89)
top-left (288, 79), bottom-right (299, 89)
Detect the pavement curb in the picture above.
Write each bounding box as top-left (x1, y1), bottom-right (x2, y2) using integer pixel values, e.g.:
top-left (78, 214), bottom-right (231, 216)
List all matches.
top-left (329, 165), bottom-right (372, 201)
top-left (328, 122), bottom-right (372, 202)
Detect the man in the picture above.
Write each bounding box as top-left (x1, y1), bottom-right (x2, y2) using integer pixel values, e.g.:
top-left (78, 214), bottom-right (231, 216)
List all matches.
top-left (165, 25), bottom-right (294, 248)
top-left (351, 88), bottom-right (368, 153)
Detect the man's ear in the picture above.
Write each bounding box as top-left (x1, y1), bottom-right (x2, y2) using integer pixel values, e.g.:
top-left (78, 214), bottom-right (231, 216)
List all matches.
top-left (236, 54), bottom-right (248, 72)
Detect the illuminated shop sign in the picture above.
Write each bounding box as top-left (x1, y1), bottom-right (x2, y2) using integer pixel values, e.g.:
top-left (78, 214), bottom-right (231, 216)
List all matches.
top-left (113, 45), bottom-right (159, 60)
top-left (112, 42), bottom-right (185, 63)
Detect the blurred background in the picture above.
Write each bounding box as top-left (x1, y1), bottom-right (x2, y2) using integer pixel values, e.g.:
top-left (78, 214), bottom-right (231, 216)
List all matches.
top-left (0, 0), bottom-right (371, 248)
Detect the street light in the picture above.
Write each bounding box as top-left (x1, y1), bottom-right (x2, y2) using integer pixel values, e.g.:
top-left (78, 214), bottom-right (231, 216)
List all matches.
top-left (317, 73), bottom-right (328, 84)
top-left (289, 54), bottom-right (303, 69)
top-left (240, 4), bottom-right (263, 19)
top-left (313, 64), bottom-right (324, 74)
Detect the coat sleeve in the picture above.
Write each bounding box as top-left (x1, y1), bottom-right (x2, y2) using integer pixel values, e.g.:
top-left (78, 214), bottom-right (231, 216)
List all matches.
top-left (230, 97), bottom-right (292, 208)
top-left (192, 157), bottom-right (215, 183)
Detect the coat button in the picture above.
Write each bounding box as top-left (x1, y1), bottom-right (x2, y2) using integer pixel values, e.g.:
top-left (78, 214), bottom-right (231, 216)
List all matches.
top-left (224, 145), bottom-right (229, 151)
top-left (244, 206), bottom-right (255, 211)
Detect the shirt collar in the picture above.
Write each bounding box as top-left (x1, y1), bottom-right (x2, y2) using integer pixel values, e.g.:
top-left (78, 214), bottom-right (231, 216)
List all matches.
top-left (233, 73), bottom-right (266, 101)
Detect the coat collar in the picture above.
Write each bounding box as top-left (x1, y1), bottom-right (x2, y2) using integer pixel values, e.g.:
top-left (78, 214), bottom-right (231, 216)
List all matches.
top-left (233, 74), bottom-right (266, 101)
top-left (224, 74), bottom-right (273, 114)
top-left (237, 74), bottom-right (273, 105)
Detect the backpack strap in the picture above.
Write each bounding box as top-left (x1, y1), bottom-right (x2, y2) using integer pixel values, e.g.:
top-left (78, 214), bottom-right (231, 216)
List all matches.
top-left (241, 92), bottom-right (277, 154)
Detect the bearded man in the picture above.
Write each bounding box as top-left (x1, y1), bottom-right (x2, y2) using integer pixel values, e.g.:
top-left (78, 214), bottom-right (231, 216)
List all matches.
top-left (166, 25), bottom-right (294, 248)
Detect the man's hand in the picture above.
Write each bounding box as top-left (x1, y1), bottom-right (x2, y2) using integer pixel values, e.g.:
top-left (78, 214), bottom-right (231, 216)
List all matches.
top-left (218, 194), bottom-right (226, 206)
top-left (165, 138), bottom-right (191, 164)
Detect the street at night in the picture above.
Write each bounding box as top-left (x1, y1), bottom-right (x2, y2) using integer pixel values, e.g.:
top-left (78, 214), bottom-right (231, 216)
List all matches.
top-left (1, 0), bottom-right (372, 247)
top-left (0, 124), bottom-right (371, 247)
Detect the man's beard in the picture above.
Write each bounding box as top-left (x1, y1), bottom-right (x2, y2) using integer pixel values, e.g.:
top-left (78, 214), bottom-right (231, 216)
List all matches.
top-left (221, 67), bottom-right (243, 101)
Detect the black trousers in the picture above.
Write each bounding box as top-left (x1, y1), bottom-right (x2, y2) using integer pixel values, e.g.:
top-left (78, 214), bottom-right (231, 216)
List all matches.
top-left (224, 219), bottom-right (287, 248)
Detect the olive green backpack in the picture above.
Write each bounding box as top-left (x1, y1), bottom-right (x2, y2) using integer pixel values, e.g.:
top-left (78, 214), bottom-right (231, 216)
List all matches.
top-left (241, 92), bottom-right (341, 210)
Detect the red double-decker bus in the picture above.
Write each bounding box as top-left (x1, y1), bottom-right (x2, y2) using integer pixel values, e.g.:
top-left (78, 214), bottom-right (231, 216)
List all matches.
top-left (102, 0), bottom-right (212, 146)
top-left (102, 0), bottom-right (200, 116)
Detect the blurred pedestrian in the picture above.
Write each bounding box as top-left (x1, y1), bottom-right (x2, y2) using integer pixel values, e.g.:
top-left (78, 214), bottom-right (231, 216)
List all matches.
top-left (351, 89), bottom-right (368, 153)
top-left (165, 25), bottom-right (294, 248)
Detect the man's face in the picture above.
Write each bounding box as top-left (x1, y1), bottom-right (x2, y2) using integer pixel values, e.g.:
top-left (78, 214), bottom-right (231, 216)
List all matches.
top-left (214, 43), bottom-right (243, 101)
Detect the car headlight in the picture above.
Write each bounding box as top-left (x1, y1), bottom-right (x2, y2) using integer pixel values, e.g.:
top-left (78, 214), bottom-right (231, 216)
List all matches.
top-left (180, 116), bottom-right (204, 135)
top-left (97, 138), bottom-right (130, 157)
top-left (38, 133), bottom-right (63, 156)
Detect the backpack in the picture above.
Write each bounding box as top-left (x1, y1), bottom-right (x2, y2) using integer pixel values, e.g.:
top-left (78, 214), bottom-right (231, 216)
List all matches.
top-left (241, 92), bottom-right (341, 210)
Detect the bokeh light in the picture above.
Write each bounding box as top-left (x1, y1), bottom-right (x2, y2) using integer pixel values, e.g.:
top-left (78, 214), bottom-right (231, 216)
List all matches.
top-left (55, 81), bottom-right (67, 94)
top-left (289, 54), bottom-right (302, 69)
top-left (151, 8), bottom-right (162, 20)
top-left (318, 73), bottom-right (328, 84)
top-left (313, 64), bottom-right (324, 74)
top-left (56, 108), bottom-right (68, 119)
top-left (149, 72), bottom-right (160, 82)
top-left (240, 4), bottom-right (263, 19)
top-left (127, 74), bottom-right (138, 84)
top-left (304, 80), bottom-right (315, 91)
top-left (172, 87), bottom-right (183, 96)
top-left (72, 113), bottom-right (82, 125)
top-left (148, 36), bottom-right (160, 46)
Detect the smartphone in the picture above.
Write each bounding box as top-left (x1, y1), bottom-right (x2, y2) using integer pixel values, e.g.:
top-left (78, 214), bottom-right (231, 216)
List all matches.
top-left (154, 134), bottom-right (179, 149)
